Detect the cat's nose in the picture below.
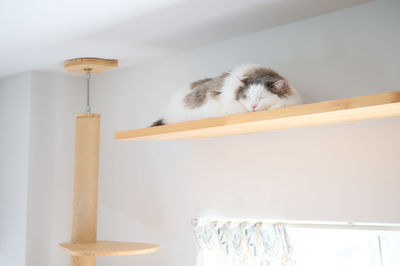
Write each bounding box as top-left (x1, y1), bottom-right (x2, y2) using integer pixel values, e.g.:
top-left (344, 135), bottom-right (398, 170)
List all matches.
top-left (251, 105), bottom-right (257, 110)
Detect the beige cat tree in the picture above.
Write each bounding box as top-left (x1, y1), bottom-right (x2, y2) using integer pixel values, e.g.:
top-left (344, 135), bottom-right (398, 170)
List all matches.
top-left (58, 58), bottom-right (400, 266)
top-left (59, 58), bottom-right (158, 266)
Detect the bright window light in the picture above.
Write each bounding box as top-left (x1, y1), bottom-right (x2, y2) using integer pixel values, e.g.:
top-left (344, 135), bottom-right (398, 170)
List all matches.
top-left (289, 227), bottom-right (400, 266)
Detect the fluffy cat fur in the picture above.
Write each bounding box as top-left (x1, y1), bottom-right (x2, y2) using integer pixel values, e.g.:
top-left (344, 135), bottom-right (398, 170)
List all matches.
top-left (152, 64), bottom-right (302, 126)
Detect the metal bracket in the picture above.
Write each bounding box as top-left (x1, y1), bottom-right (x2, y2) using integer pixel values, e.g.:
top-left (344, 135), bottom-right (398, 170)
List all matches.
top-left (84, 68), bottom-right (92, 113)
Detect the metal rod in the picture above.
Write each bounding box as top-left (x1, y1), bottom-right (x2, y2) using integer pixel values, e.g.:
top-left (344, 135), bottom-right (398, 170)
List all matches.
top-left (84, 69), bottom-right (92, 113)
top-left (287, 223), bottom-right (400, 231)
top-left (194, 219), bottom-right (400, 231)
top-left (378, 236), bottom-right (384, 266)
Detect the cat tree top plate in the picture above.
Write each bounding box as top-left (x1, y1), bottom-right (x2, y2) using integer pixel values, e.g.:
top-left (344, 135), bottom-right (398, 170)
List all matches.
top-left (64, 58), bottom-right (118, 74)
top-left (59, 241), bottom-right (159, 256)
top-left (114, 91), bottom-right (400, 140)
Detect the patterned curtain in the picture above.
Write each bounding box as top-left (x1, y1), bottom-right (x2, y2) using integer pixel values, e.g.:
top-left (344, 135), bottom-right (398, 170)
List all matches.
top-left (192, 220), bottom-right (295, 266)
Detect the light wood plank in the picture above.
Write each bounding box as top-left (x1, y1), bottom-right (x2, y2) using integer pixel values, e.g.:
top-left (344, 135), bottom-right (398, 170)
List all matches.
top-left (60, 241), bottom-right (159, 257)
top-left (71, 114), bottom-right (100, 243)
top-left (69, 114), bottom-right (100, 266)
top-left (70, 255), bottom-right (95, 266)
top-left (115, 91), bottom-right (400, 140)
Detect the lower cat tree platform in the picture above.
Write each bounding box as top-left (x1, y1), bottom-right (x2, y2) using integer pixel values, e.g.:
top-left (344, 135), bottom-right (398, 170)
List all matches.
top-left (60, 241), bottom-right (159, 257)
top-left (59, 59), bottom-right (158, 266)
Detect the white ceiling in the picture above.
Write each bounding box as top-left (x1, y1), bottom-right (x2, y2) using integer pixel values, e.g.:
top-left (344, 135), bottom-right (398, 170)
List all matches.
top-left (0, 0), bottom-right (373, 78)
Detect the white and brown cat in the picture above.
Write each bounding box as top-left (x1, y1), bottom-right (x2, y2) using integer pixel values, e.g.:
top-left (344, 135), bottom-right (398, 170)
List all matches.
top-left (152, 64), bottom-right (302, 126)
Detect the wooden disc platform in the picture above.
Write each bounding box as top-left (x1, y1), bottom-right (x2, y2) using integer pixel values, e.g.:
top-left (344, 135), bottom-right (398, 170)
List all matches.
top-left (64, 58), bottom-right (118, 74)
top-left (60, 241), bottom-right (159, 257)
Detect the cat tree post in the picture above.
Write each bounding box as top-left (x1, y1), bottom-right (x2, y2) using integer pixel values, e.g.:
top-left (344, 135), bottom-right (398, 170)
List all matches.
top-left (60, 58), bottom-right (158, 265)
top-left (66, 58), bottom-right (117, 266)
top-left (70, 113), bottom-right (100, 266)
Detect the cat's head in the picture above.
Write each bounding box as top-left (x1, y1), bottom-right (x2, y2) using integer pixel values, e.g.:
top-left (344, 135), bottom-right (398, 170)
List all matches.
top-left (235, 67), bottom-right (291, 111)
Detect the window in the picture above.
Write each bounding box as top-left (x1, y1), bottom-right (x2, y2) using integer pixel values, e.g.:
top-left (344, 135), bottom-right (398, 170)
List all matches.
top-left (289, 227), bottom-right (400, 266)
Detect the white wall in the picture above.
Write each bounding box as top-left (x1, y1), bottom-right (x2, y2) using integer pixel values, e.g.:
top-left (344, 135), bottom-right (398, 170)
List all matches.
top-left (90, 0), bottom-right (400, 266)
top-left (1, 0), bottom-right (400, 266)
top-left (0, 73), bottom-right (31, 266)
top-left (25, 72), bottom-right (84, 266)
top-left (0, 71), bottom-right (84, 266)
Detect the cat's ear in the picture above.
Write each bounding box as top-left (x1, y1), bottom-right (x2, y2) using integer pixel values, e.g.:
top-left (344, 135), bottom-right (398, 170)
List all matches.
top-left (272, 80), bottom-right (287, 94)
top-left (238, 76), bottom-right (248, 85)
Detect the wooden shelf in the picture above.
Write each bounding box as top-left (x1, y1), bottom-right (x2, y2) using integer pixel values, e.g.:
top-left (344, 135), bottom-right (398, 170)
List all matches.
top-left (59, 241), bottom-right (159, 256)
top-left (115, 91), bottom-right (400, 140)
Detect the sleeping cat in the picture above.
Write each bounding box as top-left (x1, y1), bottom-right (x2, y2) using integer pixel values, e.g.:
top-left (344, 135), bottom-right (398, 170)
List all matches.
top-left (152, 64), bottom-right (302, 126)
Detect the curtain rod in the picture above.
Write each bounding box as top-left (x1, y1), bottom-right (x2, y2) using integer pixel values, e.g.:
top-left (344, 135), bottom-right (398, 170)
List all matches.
top-left (193, 219), bottom-right (400, 231)
top-left (288, 222), bottom-right (400, 231)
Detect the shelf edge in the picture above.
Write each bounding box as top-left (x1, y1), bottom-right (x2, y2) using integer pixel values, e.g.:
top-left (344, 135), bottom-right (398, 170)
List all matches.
top-left (115, 91), bottom-right (400, 140)
top-left (59, 241), bottom-right (159, 257)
